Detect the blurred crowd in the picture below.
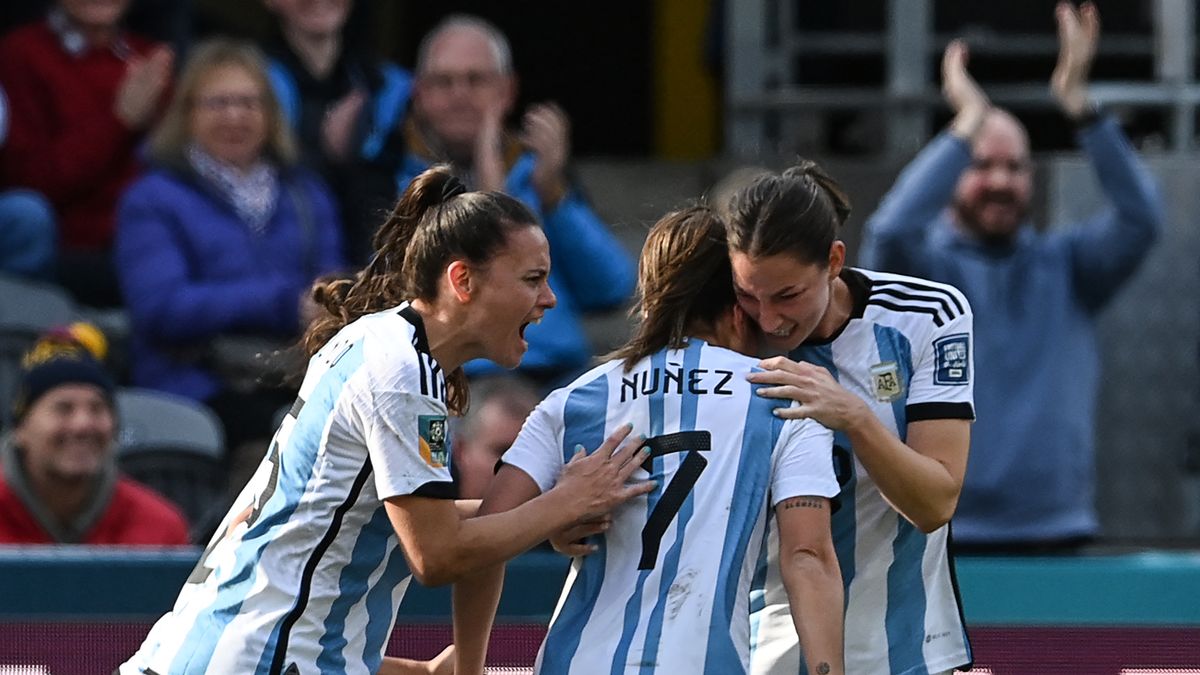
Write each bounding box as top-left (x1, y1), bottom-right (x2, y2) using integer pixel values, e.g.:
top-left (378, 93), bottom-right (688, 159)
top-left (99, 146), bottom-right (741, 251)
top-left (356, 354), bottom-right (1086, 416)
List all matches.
top-left (0, 0), bottom-right (633, 545)
top-left (0, 0), bottom-right (1167, 556)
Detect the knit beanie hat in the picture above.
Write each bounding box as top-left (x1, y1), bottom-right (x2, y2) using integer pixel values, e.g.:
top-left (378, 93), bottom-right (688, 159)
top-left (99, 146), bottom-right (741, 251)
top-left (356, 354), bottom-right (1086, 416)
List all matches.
top-left (11, 323), bottom-right (115, 422)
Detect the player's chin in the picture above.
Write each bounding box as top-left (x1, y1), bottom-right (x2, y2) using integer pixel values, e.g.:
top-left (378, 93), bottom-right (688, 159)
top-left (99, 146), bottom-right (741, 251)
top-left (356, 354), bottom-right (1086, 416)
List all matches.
top-left (492, 336), bottom-right (528, 369)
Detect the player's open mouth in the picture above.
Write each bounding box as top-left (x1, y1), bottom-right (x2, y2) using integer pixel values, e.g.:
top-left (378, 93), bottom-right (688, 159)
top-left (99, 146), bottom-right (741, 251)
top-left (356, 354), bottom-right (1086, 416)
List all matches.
top-left (768, 325), bottom-right (795, 338)
top-left (519, 316), bottom-right (543, 339)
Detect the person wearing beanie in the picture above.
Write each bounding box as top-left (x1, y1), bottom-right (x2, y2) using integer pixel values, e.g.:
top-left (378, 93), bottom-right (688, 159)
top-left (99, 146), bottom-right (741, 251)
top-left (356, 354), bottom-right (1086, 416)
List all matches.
top-left (0, 324), bottom-right (190, 545)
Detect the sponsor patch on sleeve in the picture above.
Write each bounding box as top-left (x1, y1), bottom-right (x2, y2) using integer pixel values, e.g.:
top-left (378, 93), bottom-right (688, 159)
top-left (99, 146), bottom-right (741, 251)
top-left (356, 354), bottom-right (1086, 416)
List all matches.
top-left (418, 415), bottom-right (449, 468)
top-left (933, 334), bottom-right (970, 385)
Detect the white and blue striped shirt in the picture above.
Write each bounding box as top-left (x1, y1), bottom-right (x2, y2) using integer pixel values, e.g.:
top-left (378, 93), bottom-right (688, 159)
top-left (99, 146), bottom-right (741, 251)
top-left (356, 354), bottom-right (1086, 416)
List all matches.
top-left (750, 268), bottom-right (975, 675)
top-left (121, 303), bottom-right (455, 675)
top-left (503, 339), bottom-right (838, 675)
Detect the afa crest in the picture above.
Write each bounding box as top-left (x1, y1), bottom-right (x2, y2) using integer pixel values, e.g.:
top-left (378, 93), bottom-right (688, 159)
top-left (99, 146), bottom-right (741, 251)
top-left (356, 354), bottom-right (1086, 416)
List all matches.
top-left (418, 415), bottom-right (449, 468)
top-left (870, 361), bottom-right (904, 403)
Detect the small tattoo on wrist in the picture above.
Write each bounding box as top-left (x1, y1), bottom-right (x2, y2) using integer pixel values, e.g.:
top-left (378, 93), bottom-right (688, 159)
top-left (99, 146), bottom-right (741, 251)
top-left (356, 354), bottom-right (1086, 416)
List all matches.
top-left (816, 663), bottom-right (831, 675)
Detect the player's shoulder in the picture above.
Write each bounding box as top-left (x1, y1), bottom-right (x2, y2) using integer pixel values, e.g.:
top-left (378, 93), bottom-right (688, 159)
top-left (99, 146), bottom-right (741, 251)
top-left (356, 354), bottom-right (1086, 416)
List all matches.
top-left (855, 267), bottom-right (972, 328)
top-left (342, 303), bottom-right (442, 391)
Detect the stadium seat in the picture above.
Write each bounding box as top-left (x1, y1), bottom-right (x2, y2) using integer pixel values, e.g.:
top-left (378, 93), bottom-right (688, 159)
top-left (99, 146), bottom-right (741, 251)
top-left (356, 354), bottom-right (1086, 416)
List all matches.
top-left (114, 387), bottom-right (227, 543)
top-left (0, 274), bottom-right (77, 427)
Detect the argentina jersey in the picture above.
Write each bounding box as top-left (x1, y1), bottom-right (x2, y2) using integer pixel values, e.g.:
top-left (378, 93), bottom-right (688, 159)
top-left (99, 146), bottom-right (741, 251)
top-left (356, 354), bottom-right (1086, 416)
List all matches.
top-left (120, 303), bottom-right (455, 675)
top-left (502, 339), bottom-right (839, 675)
top-left (749, 268), bottom-right (975, 675)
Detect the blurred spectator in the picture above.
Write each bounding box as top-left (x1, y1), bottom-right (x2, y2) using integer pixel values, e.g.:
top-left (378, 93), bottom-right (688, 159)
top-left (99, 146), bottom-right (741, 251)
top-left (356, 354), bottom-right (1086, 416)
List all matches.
top-left (452, 375), bottom-right (540, 500)
top-left (264, 0), bottom-right (412, 266)
top-left (861, 3), bottom-right (1162, 553)
top-left (0, 323), bottom-right (189, 545)
top-left (0, 0), bottom-right (172, 307)
top-left (115, 38), bottom-right (344, 460)
top-left (0, 82), bottom-right (56, 280)
top-left (401, 14), bottom-right (635, 387)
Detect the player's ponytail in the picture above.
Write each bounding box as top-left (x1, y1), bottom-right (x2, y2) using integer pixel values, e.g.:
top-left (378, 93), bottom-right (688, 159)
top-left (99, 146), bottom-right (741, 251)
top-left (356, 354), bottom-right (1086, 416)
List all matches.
top-left (725, 158), bottom-right (851, 266)
top-left (303, 165), bottom-right (539, 414)
top-left (304, 165), bottom-right (463, 359)
top-left (607, 206), bottom-right (735, 370)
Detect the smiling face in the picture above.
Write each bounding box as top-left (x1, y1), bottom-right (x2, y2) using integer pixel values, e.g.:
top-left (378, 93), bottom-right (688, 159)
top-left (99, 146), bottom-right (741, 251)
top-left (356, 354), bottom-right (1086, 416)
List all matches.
top-left (265, 0), bottom-right (351, 38)
top-left (189, 64), bottom-right (269, 170)
top-left (729, 250), bottom-right (839, 354)
top-left (953, 111), bottom-right (1033, 242)
top-left (467, 225), bottom-right (556, 368)
top-left (413, 26), bottom-right (515, 159)
top-left (14, 384), bottom-right (115, 485)
top-left (59, 0), bottom-right (131, 32)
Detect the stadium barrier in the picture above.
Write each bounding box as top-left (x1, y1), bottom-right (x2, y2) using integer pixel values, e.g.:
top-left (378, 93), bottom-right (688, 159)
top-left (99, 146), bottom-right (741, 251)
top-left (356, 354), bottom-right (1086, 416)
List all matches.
top-left (1, 547), bottom-right (1198, 674)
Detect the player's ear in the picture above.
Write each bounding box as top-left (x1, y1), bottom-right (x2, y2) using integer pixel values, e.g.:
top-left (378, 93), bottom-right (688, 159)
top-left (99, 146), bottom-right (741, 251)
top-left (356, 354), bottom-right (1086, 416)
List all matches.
top-left (446, 260), bottom-right (473, 302)
top-left (827, 240), bottom-right (846, 279)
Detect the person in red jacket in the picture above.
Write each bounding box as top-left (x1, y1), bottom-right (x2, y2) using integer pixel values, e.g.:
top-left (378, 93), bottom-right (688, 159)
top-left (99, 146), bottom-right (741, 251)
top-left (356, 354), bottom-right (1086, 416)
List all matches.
top-left (0, 324), bottom-right (189, 545)
top-left (0, 0), bottom-right (172, 307)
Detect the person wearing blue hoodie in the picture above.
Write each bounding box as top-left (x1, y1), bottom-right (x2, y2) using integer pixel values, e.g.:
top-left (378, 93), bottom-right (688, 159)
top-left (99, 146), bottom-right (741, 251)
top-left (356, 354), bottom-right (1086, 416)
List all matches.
top-left (860, 2), bottom-right (1163, 553)
top-left (399, 14), bottom-right (635, 388)
top-left (264, 0), bottom-right (411, 266)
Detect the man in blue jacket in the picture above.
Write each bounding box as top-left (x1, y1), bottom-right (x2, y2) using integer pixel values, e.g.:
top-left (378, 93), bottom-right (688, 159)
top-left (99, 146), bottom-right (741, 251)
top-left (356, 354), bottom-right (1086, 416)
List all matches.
top-left (860, 2), bottom-right (1162, 553)
top-left (399, 14), bottom-right (635, 387)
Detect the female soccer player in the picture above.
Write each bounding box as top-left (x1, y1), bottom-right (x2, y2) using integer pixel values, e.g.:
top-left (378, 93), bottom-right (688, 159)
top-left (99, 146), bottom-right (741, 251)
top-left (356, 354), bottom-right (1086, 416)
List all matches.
top-left (724, 162), bottom-right (975, 675)
top-left (118, 166), bottom-right (654, 675)
top-left (453, 206), bottom-right (845, 675)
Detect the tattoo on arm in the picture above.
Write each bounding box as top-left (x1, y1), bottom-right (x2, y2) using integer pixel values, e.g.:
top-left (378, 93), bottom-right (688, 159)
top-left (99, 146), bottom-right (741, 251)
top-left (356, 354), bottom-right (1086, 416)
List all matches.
top-left (781, 497), bottom-right (825, 510)
top-left (816, 663), bottom-right (831, 675)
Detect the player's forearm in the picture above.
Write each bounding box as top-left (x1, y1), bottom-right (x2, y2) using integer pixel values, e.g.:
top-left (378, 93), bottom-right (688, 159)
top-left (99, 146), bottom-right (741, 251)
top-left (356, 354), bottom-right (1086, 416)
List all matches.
top-left (426, 489), bottom-right (579, 584)
top-left (781, 545), bottom-right (845, 675)
top-left (452, 564), bottom-right (505, 675)
top-left (844, 414), bottom-right (960, 532)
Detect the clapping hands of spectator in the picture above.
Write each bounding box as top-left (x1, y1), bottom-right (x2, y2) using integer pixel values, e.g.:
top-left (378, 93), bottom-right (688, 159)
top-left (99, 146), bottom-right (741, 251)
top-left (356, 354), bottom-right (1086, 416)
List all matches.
top-left (115, 45), bottom-right (174, 130)
top-left (1051, 1), bottom-right (1099, 120)
top-left (941, 40), bottom-right (990, 141)
top-left (320, 89), bottom-right (367, 163)
top-left (473, 101), bottom-right (508, 193)
top-left (522, 102), bottom-right (570, 210)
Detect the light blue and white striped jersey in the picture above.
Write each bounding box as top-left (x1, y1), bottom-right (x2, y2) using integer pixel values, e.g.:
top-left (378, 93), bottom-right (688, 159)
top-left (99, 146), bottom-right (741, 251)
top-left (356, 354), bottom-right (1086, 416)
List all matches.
top-left (503, 339), bottom-right (839, 675)
top-left (749, 269), bottom-right (975, 675)
top-left (121, 303), bottom-right (455, 675)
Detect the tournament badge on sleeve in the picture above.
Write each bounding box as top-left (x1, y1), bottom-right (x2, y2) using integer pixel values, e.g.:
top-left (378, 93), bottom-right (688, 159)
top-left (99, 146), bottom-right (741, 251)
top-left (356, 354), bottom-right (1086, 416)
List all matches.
top-left (418, 415), bottom-right (449, 468)
top-left (933, 334), bottom-right (970, 386)
top-left (870, 361), bottom-right (904, 403)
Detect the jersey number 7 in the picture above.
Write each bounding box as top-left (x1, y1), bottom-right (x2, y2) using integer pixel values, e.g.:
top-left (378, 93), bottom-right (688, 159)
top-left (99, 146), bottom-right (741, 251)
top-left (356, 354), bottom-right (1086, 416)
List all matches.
top-left (638, 430), bottom-right (711, 570)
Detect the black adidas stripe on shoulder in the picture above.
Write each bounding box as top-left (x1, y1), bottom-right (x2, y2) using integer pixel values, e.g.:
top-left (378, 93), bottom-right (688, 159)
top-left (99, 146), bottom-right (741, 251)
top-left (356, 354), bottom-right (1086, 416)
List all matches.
top-left (867, 279), bottom-right (966, 327)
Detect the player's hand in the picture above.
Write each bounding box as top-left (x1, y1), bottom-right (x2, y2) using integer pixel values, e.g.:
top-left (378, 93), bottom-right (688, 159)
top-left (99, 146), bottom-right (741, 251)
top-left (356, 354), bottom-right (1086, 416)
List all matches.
top-left (521, 102), bottom-right (571, 209)
top-left (748, 357), bottom-right (871, 431)
top-left (941, 40), bottom-right (990, 140)
top-left (549, 515), bottom-right (612, 557)
top-left (555, 424), bottom-right (654, 522)
top-left (1051, 1), bottom-right (1100, 120)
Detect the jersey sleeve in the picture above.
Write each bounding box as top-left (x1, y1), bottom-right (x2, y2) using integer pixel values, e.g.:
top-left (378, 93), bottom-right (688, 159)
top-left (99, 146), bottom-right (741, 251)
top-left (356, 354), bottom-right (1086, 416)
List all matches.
top-left (499, 390), bottom-right (566, 494)
top-left (905, 289), bottom-right (976, 422)
top-left (350, 345), bottom-right (455, 501)
top-left (770, 415), bottom-right (839, 506)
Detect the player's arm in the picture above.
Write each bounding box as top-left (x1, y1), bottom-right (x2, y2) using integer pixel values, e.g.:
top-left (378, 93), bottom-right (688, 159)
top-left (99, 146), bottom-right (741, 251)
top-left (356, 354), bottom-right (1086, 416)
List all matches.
top-left (378, 645), bottom-right (453, 675)
top-left (385, 424), bottom-right (651, 586)
top-left (776, 495), bottom-right (844, 675)
top-left (751, 358), bottom-right (969, 532)
top-left (451, 465), bottom-right (545, 675)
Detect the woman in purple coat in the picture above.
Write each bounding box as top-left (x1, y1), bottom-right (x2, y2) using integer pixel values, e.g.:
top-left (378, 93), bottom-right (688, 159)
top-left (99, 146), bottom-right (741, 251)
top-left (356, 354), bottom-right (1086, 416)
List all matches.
top-left (116, 38), bottom-right (345, 461)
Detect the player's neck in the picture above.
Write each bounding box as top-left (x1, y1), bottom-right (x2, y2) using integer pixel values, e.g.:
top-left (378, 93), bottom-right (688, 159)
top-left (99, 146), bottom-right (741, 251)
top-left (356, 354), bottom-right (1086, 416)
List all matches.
top-left (810, 275), bottom-right (852, 342)
top-left (408, 299), bottom-right (470, 372)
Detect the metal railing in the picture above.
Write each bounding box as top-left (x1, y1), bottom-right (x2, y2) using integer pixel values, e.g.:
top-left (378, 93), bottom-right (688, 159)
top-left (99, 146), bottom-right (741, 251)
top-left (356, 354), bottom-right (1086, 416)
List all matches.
top-left (725, 0), bottom-right (1199, 156)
